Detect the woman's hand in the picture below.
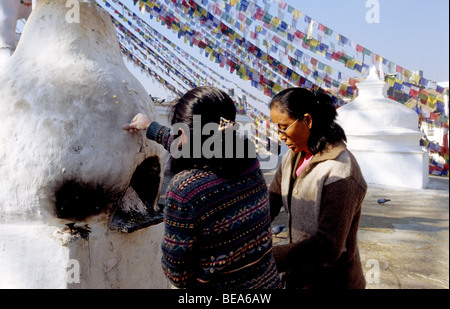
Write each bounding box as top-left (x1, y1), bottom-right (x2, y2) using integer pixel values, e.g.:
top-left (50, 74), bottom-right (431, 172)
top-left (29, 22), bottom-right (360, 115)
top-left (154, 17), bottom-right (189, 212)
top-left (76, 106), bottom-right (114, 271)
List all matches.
top-left (122, 113), bottom-right (151, 133)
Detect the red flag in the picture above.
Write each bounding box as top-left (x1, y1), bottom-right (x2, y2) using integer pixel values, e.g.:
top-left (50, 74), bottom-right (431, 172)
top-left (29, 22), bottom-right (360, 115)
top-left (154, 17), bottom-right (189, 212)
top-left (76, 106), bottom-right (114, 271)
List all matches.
top-left (409, 88), bottom-right (418, 98)
top-left (318, 23), bottom-right (326, 32)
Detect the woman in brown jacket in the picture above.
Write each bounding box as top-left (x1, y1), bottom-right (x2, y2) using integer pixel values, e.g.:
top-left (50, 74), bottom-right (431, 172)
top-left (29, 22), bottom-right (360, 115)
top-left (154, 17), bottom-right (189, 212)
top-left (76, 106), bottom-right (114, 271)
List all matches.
top-left (269, 88), bottom-right (367, 289)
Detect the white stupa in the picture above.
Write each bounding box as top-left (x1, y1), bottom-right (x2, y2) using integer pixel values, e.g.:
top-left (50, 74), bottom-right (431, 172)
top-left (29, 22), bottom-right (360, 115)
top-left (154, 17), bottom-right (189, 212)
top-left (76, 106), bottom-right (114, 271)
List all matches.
top-left (0, 0), bottom-right (169, 288)
top-left (337, 65), bottom-right (428, 189)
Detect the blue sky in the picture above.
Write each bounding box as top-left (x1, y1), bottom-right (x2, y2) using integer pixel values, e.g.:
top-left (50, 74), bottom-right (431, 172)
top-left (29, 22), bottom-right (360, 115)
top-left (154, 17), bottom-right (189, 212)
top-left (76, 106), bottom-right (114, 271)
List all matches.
top-left (284, 0), bottom-right (449, 82)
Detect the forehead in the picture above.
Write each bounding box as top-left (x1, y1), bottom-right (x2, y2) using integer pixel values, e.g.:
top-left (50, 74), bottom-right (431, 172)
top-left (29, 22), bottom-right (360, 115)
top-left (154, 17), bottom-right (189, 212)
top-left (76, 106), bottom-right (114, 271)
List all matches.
top-left (270, 106), bottom-right (295, 125)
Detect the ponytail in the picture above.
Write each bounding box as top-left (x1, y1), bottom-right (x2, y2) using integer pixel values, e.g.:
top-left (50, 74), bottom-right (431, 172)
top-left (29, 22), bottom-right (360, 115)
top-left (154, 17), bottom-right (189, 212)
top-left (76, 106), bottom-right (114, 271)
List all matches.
top-left (315, 92), bottom-right (337, 125)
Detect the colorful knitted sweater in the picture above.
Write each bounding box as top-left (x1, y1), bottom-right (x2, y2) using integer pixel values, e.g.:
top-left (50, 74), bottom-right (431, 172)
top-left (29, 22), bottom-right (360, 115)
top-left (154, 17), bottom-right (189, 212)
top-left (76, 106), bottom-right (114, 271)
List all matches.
top-left (146, 122), bottom-right (282, 289)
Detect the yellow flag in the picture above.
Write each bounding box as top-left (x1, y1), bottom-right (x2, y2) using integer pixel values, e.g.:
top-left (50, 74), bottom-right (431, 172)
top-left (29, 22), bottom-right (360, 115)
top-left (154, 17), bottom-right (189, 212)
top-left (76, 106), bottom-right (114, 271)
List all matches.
top-left (404, 101), bottom-right (414, 109)
top-left (411, 73), bottom-right (421, 83)
top-left (346, 59), bottom-right (356, 69)
top-left (403, 69), bottom-right (411, 80)
top-left (385, 76), bottom-right (395, 86)
top-left (293, 9), bottom-right (302, 19)
top-left (270, 17), bottom-right (281, 27)
top-left (274, 83), bottom-right (283, 92)
top-left (428, 94), bottom-right (437, 105)
top-left (291, 72), bottom-right (300, 81)
top-left (301, 64), bottom-right (308, 73)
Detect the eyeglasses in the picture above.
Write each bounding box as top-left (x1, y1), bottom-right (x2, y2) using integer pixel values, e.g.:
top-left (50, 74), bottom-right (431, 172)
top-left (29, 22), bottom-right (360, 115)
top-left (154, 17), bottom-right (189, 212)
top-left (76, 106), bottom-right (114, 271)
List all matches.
top-left (278, 119), bottom-right (299, 136)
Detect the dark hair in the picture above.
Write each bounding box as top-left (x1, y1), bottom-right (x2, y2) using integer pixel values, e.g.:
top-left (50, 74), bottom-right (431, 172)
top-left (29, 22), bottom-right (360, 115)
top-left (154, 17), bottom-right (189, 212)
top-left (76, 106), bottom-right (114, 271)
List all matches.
top-left (169, 86), bottom-right (255, 177)
top-left (269, 87), bottom-right (346, 154)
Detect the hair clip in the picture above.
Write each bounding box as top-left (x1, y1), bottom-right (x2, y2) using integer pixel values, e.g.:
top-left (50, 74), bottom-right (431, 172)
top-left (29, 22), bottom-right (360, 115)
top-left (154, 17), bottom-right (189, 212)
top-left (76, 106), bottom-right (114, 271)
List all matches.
top-left (218, 117), bottom-right (236, 131)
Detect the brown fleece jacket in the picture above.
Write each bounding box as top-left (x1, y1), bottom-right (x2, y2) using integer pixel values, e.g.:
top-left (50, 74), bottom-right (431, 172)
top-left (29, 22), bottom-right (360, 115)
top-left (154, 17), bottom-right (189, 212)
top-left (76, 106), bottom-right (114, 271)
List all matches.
top-left (269, 142), bottom-right (367, 289)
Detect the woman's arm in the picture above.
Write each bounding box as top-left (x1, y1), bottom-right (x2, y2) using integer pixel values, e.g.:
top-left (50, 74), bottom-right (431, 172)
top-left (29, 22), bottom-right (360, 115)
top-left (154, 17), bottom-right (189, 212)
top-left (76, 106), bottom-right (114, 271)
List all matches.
top-left (146, 122), bottom-right (173, 151)
top-left (123, 113), bottom-right (174, 151)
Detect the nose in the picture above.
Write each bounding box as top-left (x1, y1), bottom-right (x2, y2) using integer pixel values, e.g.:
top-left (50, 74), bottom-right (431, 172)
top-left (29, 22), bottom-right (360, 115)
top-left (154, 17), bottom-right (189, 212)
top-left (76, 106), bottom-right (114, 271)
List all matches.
top-left (278, 132), bottom-right (287, 141)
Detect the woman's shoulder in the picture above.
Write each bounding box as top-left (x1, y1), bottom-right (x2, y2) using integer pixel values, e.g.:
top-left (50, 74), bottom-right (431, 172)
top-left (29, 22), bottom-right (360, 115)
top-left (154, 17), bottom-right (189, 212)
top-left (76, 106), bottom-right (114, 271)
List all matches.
top-left (164, 169), bottom-right (218, 220)
top-left (319, 143), bottom-right (366, 189)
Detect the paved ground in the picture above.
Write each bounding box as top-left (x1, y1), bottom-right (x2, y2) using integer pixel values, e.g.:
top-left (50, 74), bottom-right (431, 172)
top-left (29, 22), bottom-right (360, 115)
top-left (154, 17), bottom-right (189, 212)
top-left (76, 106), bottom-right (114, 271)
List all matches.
top-left (266, 168), bottom-right (449, 289)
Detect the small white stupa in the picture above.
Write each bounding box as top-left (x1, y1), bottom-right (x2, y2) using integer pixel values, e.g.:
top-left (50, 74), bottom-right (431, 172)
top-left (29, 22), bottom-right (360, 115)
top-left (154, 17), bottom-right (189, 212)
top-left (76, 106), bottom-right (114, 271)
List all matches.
top-left (337, 65), bottom-right (428, 189)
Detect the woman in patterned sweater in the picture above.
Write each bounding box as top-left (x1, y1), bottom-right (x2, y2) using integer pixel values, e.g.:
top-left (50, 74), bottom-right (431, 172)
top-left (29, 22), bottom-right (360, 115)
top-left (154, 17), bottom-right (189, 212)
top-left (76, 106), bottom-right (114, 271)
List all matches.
top-left (123, 87), bottom-right (281, 289)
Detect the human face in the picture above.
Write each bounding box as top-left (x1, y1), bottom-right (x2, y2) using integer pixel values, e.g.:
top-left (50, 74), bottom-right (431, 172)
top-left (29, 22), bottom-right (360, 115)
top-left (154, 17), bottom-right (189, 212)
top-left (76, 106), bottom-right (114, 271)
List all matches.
top-left (270, 105), bottom-right (312, 154)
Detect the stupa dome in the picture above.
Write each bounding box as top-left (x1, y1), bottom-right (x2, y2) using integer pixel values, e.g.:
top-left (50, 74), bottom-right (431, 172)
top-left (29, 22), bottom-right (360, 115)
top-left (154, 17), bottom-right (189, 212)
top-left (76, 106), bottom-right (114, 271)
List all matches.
top-left (338, 66), bottom-right (420, 137)
top-left (337, 65), bottom-right (428, 189)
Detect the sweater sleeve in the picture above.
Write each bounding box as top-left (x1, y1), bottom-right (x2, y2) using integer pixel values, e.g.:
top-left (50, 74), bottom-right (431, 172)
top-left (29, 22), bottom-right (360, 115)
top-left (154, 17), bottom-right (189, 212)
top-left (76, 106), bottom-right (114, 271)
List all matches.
top-left (160, 174), bottom-right (198, 288)
top-left (273, 177), bottom-right (364, 272)
top-left (146, 121), bottom-right (174, 152)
